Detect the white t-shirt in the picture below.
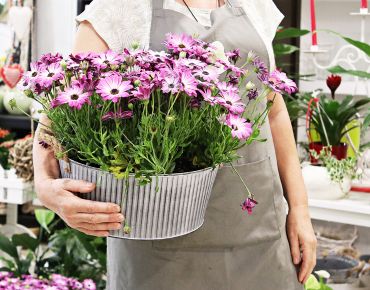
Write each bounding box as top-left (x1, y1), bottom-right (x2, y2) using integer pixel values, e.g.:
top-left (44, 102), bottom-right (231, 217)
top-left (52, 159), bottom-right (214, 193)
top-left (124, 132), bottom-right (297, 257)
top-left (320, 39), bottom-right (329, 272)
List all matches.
top-left (164, 0), bottom-right (214, 28)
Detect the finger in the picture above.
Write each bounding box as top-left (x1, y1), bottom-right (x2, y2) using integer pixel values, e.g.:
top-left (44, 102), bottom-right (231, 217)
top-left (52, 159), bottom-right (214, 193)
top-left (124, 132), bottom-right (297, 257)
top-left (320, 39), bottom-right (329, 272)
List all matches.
top-left (60, 179), bottom-right (95, 193)
top-left (73, 213), bottom-right (124, 224)
top-left (299, 246), bottom-right (315, 283)
top-left (288, 232), bottom-right (301, 265)
top-left (76, 227), bottom-right (109, 237)
top-left (78, 222), bottom-right (122, 231)
top-left (75, 198), bottom-right (121, 214)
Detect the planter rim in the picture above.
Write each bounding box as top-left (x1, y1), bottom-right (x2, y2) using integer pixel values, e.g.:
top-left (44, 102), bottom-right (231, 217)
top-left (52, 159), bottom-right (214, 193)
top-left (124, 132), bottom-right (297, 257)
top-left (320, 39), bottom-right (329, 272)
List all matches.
top-left (60, 158), bottom-right (218, 178)
top-left (309, 142), bottom-right (348, 147)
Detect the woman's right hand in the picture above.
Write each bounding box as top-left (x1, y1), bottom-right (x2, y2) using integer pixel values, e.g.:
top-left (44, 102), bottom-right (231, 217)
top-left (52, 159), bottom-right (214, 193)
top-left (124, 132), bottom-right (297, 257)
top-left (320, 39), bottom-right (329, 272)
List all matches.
top-left (35, 177), bottom-right (124, 237)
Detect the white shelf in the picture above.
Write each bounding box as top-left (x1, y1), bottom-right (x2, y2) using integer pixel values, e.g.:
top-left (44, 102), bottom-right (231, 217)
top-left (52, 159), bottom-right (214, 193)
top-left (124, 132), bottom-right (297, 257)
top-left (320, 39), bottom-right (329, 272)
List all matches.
top-left (309, 192), bottom-right (370, 228)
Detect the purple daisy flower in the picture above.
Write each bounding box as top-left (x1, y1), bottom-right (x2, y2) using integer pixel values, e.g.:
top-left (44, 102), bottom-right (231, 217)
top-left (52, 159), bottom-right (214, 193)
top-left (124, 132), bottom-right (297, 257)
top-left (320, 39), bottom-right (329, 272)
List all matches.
top-left (200, 89), bottom-right (217, 106)
top-left (132, 85), bottom-right (152, 100)
top-left (268, 70), bottom-right (298, 94)
top-left (24, 62), bottom-right (45, 81)
top-left (92, 50), bottom-right (123, 69)
top-left (51, 83), bottom-right (91, 110)
top-left (164, 33), bottom-right (196, 53)
top-left (225, 48), bottom-right (241, 63)
top-left (38, 62), bottom-right (64, 88)
top-left (96, 74), bottom-right (133, 102)
top-left (161, 75), bottom-right (181, 95)
top-left (225, 114), bottom-right (253, 140)
top-left (39, 53), bottom-right (63, 65)
top-left (253, 56), bottom-right (269, 82)
top-left (180, 71), bottom-right (198, 96)
top-left (217, 82), bottom-right (238, 94)
top-left (241, 198), bottom-right (258, 215)
top-left (217, 90), bottom-right (245, 114)
top-left (247, 88), bottom-right (258, 100)
top-left (194, 66), bottom-right (220, 83)
top-left (82, 279), bottom-right (96, 290)
top-left (102, 109), bottom-right (133, 121)
top-left (177, 58), bottom-right (206, 70)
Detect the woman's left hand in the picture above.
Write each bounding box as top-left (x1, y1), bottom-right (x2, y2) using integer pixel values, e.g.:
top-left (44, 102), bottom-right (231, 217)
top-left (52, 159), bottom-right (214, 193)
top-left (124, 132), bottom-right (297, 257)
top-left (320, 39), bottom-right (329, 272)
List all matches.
top-left (286, 205), bottom-right (317, 284)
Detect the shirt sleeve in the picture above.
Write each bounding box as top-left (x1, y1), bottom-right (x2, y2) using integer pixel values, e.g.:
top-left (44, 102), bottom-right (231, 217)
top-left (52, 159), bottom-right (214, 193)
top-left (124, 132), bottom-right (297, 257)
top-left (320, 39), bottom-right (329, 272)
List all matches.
top-left (76, 0), bottom-right (126, 52)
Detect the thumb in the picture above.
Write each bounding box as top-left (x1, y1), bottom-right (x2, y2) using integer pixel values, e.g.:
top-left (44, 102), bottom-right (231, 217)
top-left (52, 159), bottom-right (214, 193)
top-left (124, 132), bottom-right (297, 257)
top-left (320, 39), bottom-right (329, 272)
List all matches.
top-left (60, 179), bottom-right (95, 193)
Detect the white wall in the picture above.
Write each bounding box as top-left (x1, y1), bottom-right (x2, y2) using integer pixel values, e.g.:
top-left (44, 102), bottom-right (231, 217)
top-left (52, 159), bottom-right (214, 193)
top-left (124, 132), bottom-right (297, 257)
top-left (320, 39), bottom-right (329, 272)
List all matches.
top-left (35, 0), bottom-right (77, 59)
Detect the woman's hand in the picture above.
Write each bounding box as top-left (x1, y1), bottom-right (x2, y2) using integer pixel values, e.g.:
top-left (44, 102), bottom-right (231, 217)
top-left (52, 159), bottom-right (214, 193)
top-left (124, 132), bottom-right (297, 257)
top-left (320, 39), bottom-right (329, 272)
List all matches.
top-left (35, 177), bottom-right (124, 237)
top-left (287, 205), bottom-right (317, 284)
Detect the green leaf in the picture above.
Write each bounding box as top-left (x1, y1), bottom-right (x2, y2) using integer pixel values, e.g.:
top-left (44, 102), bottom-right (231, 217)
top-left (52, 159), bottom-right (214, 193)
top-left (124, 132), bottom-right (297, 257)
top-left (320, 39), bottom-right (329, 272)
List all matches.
top-left (0, 234), bottom-right (19, 260)
top-left (273, 43), bottom-right (300, 56)
top-left (12, 234), bottom-right (39, 252)
top-left (325, 30), bottom-right (370, 57)
top-left (35, 209), bottom-right (55, 233)
top-left (363, 112), bottom-right (370, 132)
top-left (275, 27), bottom-right (310, 40)
top-left (328, 65), bottom-right (370, 79)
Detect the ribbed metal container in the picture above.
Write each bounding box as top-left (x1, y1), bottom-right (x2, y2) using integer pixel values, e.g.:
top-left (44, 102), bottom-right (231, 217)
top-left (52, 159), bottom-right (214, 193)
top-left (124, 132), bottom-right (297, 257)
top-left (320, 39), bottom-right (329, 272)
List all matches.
top-left (59, 159), bottom-right (218, 240)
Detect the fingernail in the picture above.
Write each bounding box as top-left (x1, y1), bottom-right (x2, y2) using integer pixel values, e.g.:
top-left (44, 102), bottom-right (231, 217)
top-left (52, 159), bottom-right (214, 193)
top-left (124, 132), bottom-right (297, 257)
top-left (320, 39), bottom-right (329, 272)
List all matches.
top-left (114, 223), bottom-right (121, 229)
top-left (114, 205), bottom-right (120, 212)
top-left (118, 214), bottom-right (124, 222)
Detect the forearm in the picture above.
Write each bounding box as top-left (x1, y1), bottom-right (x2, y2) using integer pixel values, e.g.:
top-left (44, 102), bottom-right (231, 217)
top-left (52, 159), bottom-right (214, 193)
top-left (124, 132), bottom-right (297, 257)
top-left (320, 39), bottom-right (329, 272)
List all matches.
top-left (33, 115), bottom-right (59, 186)
top-left (268, 94), bottom-right (308, 209)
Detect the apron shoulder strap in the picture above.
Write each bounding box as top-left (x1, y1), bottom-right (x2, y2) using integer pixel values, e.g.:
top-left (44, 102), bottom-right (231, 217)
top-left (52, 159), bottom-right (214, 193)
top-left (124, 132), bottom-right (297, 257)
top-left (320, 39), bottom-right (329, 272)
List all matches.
top-left (153, 0), bottom-right (165, 10)
top-left (227, 0), bottom-right (245, 16)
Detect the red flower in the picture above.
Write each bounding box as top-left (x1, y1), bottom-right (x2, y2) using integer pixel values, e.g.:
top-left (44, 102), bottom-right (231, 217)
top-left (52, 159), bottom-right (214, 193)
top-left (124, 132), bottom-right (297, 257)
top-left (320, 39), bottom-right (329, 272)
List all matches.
top-left (0, 129), bottom-right (10, 139)
top-left (326, 74), bottom-right (341, 99)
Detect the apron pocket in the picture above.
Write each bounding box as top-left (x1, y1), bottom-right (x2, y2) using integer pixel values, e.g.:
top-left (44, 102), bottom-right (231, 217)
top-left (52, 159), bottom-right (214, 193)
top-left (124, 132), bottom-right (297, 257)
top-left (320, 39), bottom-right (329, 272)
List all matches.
top-left (152, 157), bottom-right (282, 250)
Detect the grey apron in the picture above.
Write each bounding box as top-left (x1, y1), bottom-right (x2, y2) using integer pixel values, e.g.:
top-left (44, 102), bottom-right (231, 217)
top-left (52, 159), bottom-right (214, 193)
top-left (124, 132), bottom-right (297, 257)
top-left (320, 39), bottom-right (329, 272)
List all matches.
top-left (107, 1), bottom-right (303, 289)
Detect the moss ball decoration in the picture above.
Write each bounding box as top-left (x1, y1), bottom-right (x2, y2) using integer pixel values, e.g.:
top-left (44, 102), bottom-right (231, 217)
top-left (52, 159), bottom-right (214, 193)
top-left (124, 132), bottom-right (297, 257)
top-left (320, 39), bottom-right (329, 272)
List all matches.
top-left (9, 136), bottom-right (33, 182)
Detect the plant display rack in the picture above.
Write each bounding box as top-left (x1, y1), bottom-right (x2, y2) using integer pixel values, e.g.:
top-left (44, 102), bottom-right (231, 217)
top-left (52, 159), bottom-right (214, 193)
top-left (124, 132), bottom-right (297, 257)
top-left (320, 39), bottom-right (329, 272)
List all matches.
top-left (0, 166), bottom-right (35, 237)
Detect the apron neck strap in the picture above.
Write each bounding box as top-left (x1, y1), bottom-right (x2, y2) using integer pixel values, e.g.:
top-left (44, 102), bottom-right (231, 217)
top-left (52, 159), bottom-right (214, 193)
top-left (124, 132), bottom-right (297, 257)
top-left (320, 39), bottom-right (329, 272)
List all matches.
top-left (153, 0), bottom-right (165, 10)
top-left (227, 0), bottom-right (242, 8)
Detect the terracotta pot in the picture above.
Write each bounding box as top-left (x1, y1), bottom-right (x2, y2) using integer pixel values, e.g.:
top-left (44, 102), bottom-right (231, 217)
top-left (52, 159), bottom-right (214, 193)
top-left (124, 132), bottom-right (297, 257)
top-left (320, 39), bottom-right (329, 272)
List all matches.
top-left (309, 142), bottom-right (348, 164)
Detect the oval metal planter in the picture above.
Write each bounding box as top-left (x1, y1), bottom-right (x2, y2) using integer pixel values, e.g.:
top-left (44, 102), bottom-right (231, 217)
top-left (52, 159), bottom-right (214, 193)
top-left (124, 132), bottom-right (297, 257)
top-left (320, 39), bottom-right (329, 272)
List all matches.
top-left (59, 159), bottom-right (218, 240)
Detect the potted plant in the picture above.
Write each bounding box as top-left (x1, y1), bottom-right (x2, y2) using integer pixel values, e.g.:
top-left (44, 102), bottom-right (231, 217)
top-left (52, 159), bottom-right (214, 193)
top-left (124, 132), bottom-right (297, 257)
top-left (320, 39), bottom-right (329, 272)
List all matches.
top-left (17, 34), bottom-right (296, 240)
top-left (302, 147), bottom-right (359, 199)
top-left (305, 75), bottom-right (370, 162)
top-left (0, 134), bottom-right (34, 204)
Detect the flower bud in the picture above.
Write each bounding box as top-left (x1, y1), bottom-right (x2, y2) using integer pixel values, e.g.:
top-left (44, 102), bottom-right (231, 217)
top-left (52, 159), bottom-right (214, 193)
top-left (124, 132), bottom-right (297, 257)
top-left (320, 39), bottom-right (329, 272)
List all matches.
top-left (131, 41), bottom-right (140, 50)
top-left (60, 59), bottom-right (67, 70)
top-left (128, 103), bottom-right (134, 110)
top-left (123, 225), bottom-right (132, 234)
top-left (179, 51), bottom-right (187, 58)
top-left (245, 81), bottom-right (255, 91)
top-left (166, 115), bottom-right (176, 123)
top-left (110, 64), bottom-right (119, 71)
top-left (80, 60), bottom-right (89, 70)
top-left (134, 80), bottom-right (141, 87)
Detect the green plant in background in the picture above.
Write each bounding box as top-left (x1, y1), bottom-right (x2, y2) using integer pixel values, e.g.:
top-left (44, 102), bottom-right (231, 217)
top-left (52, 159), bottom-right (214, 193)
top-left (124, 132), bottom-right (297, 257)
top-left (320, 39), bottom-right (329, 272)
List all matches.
top-left (307, 94), bottom-right (370, 146)
top-left (310, 147), bottom-right (360, 184)
top-left (273, 27), bottom-right (309, 72)
top-left (0, 209), bottom-right (107, 290)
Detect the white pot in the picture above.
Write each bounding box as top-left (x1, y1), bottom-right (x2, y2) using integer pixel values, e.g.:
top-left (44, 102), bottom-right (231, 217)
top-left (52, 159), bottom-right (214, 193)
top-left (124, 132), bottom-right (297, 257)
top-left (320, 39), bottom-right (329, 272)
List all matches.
top-left (302, 164), bottom-right (351, 200)
top-left (3, 89), bottom-right (32, 115)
